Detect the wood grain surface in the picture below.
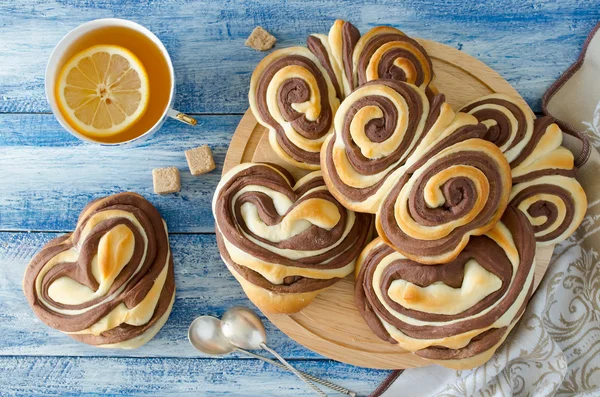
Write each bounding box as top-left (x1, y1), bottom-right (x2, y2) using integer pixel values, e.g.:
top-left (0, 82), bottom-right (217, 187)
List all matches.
top-left (0, 0), bottom-right (597, 394)
top-left (1, 1), bottom-right (599, 115)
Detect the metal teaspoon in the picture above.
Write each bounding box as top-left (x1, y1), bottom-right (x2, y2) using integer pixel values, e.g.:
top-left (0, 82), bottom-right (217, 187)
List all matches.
top-left (188, 315), bottom-right (356, 396)
top-left (221, 306), bottom-right (329, 397)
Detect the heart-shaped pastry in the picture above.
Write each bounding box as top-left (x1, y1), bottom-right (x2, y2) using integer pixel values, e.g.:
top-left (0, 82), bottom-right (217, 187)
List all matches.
top-left (23, 192), bottom-right (175, 348)
top-left (322, 80), bottom-right (513, 264)
top-left (249, 46), bottom-right (340, 170)
top-left (352, 25), bottom-right (435, 92)
top-left (213, 163), bottom-right (372, 314)
top-left (356, 206), bottom-right (536, 369)
top-left (321, 79), bottom-right (434, 213)
top-left (459, 95), bottom-right (588, 245)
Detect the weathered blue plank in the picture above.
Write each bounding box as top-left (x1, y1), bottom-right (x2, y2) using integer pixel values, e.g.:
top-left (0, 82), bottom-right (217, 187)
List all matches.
top-left (0, 231), bottom-right (330, 359)
top-left (0, 0), bottom-right (598, 114)
top-left (0, 114), bottom-right (239, 233)
top-left (0, 356), bottom-right (386, 396)
top-left (1, 1), bottom-right (598, 394)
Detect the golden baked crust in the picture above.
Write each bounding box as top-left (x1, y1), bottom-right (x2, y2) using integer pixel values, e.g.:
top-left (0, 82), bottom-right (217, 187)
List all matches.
top-left (213, 163), bottom-right (372, 314)
top-left (460, 95), bottom-right (588, 246)
top-left (22, 192), bottom-right (175, 348)
top-left (248, 47), bottom-right (340, 170)
top-left (356, 207), bottom-right (536, 369)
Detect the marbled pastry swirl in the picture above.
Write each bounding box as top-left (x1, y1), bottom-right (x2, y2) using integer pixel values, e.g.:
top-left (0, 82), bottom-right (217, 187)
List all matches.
top-left (461, 94), bottom-right (587, 245)
top-left (460, 95), bottom-right (580, 179)
top-left (23, 192), bottom-right (175, 348)
top-left (356, 206), bottom-right (536, 369)
top-left (510, 116), bottom-right (578, 181)
top-left (376, 111), bottom-right (513, 264)
top-left (249, 46), bottom-right (340, 170)
top-left (352, 26), bottom-right (434, 91)
top-left (307, 33), bottom-right (344, 102)
top-left (509, 117), bottom-right (586, 245)
top-left (510, 175), bottom-right (587, 246)
top-left (213, 163), bottom-right (372, 314)
top-left (320, 80), bottom-right (431, 213)
top-left (459, 93), bottom-right (535, 166)
top-left (326, 19), bottom-right (361, 96)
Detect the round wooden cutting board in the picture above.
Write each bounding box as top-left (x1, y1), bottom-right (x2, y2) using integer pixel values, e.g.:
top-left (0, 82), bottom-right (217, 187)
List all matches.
top-left (222, 39), bottom-right (554, 369)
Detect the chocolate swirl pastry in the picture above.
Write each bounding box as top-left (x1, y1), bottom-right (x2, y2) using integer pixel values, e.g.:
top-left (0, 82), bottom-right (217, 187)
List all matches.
top-left (356, 206), bottom-right (536, 369)
top-left (326, 19), bottom-right (361, 96)
top-left (213, 163), bottom-right (372, 314)
top-left (459, 93), bottom-right (535, 166)
top-left (461, 95), bottom-right (587, 245)
top-left (320, 80), bottom-right (431, 213)
top-left (510, 174), bottom-right (587, 246)
top-left (376, 117), bottom-right (513, 264)
top-left (249, 46), bottom-right (340, 170)
top-left (22, 192), bottom-right (175, 348)
top-left (307, 33), bottom-right (344, 102)
top-left (352, 26), bottom-right (434, 91)
top-left (509, 117), bottom-right (587, 245)
top-left (511, 116), bottom-right (578, 182)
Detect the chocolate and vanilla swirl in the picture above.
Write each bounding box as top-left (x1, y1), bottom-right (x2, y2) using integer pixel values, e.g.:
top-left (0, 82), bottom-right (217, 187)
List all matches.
top-left (249, 47), bottom-right (340, 170)
top-left (307, 33), bottom-right (344, 102)
top-left (510, 175), bottom-right (587, 246)
top-left (23, 193), bottom-right (175, 348)
top-left (352, 26), bottom-right (434, 91)
top-left (511, 116), bottom-right (578, 182)
top-left (508, 116), bottom-right (587, 245)
top-left (376, 121), bottom-right (512, 264)
top-left (307, 20), bottom-right (361, 101)
top-left (460, 93), bottom-right (535, 165)
top-left (320, 80), bottom-right (431, 213)
top-left (462, 95), bottom-right (587, 245)
top-left (356, 206), bottom-right (536, 369)
top-left (213, 163), bottom-right (372, 314)
top-left (326, 19), bottom-right (361, 96)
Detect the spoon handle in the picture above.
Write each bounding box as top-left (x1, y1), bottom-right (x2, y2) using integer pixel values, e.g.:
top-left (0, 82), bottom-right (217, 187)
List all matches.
top-left (237, 348), bottom-right (357, 396)
top-left (261, 343), bottom-right (328, 397)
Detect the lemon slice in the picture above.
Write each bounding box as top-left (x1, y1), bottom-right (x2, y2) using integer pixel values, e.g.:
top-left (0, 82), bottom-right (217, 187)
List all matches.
top-left (57, 45), bottom-right (149, 137)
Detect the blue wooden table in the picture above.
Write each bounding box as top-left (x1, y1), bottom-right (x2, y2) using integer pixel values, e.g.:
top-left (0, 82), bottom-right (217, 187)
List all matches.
top-left (1, 1), bottom-right (598, 395)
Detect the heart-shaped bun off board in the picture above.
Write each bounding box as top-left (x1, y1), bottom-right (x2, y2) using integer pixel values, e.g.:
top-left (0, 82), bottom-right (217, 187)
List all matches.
top-left (23, 192), bottom-right (175, 349)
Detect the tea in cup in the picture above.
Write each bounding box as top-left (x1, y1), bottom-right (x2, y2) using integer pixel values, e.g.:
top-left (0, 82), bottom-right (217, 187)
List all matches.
top-left (45, 18), bottom-right (195, 145)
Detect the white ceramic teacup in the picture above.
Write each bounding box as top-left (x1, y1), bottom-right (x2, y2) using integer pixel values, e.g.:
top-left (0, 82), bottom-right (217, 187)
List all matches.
top-left (45, 18), bottom-right (196, 145)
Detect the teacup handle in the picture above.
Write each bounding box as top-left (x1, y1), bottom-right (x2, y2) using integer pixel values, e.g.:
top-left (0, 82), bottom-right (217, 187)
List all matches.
top-left (167, 108), bottom-right (197, 126)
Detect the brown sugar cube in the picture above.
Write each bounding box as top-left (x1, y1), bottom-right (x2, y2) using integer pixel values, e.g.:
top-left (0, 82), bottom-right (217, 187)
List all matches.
top-left (245, 26), bottom-right (276, 51)
top-left (185, 145), bottom-right (216, 176)
top-left (152, 167), bottom-right (181, 194)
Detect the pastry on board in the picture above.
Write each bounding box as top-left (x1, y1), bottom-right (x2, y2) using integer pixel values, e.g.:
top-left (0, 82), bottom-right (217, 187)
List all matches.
top-left (248, 46), bottom-right (340, 170)
top-left (241, 18), bottom-right (588, 370)
top-left (355, 206), bottom-right (535, 369)
top-left (213, 162), bottom-right (372, 314)
top-left (460, 95), bottom-right (588, 245)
